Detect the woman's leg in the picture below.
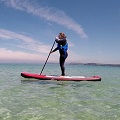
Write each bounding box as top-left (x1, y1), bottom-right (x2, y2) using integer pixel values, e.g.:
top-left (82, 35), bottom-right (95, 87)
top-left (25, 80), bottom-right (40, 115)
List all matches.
top-left (59, 56), bottom-right (65, 76)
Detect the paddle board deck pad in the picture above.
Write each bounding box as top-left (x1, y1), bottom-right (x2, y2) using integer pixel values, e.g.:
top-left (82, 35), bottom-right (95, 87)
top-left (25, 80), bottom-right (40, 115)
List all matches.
top-left (21, 72), bottom-right (101, 81)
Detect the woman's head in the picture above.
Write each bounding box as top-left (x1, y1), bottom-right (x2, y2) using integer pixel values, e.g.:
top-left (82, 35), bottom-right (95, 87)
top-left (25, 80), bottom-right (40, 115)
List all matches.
top-left (58, 32), bottom-right (66, 39)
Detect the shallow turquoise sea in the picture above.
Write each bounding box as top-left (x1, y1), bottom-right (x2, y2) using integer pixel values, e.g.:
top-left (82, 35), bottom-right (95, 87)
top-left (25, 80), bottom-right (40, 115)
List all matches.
top-left (0, 63), bottom-right (120, 120)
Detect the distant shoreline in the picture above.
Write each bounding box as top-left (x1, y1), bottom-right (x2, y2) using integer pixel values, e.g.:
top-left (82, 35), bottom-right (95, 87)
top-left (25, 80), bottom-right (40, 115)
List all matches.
top-left (69, 63), bottom-right (120, 67)
top-left (0, 62), bottom-right (120, 67)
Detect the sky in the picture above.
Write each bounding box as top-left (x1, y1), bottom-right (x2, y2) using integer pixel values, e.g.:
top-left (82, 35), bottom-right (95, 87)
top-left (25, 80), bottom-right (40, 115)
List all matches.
top-left (0, 0), bottom-right (120, 64)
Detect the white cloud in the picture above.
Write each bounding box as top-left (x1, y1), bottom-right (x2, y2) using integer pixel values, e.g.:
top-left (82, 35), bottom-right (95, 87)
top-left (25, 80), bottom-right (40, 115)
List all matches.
top-left (1, 0), bottom-right (88, 38)
top-left (0, 47), bottom-right (59, 63)
top-left (0, 29), bottom-right (35, 43)
top-left (0, 29), bottom-right (51, 54)
top-left (0, 29), bottom-right (60, 63)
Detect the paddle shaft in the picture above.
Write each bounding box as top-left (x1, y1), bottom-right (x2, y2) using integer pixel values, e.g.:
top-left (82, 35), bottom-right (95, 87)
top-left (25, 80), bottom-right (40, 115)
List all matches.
top-left (40, 41), bottom-right (56, 74)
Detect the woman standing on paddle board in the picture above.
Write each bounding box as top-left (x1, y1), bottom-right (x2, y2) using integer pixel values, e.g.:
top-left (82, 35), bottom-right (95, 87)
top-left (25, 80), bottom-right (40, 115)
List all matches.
top-left (50, 33), bottom-right (68, 76)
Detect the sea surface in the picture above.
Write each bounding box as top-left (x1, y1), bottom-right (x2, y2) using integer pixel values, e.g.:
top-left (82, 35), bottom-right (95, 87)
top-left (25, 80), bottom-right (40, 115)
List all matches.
top-left (0, 63), bottom-right (120, 120)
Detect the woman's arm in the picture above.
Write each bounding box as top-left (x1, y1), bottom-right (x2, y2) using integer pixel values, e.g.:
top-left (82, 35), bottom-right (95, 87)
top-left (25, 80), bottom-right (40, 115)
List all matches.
top-left (55, 37), bottom-right (67, 45)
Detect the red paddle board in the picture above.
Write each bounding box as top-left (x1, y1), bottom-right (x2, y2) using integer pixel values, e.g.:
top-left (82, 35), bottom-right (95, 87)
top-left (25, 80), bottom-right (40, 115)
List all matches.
top-left (21, 72), bottom-right (101, 81)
